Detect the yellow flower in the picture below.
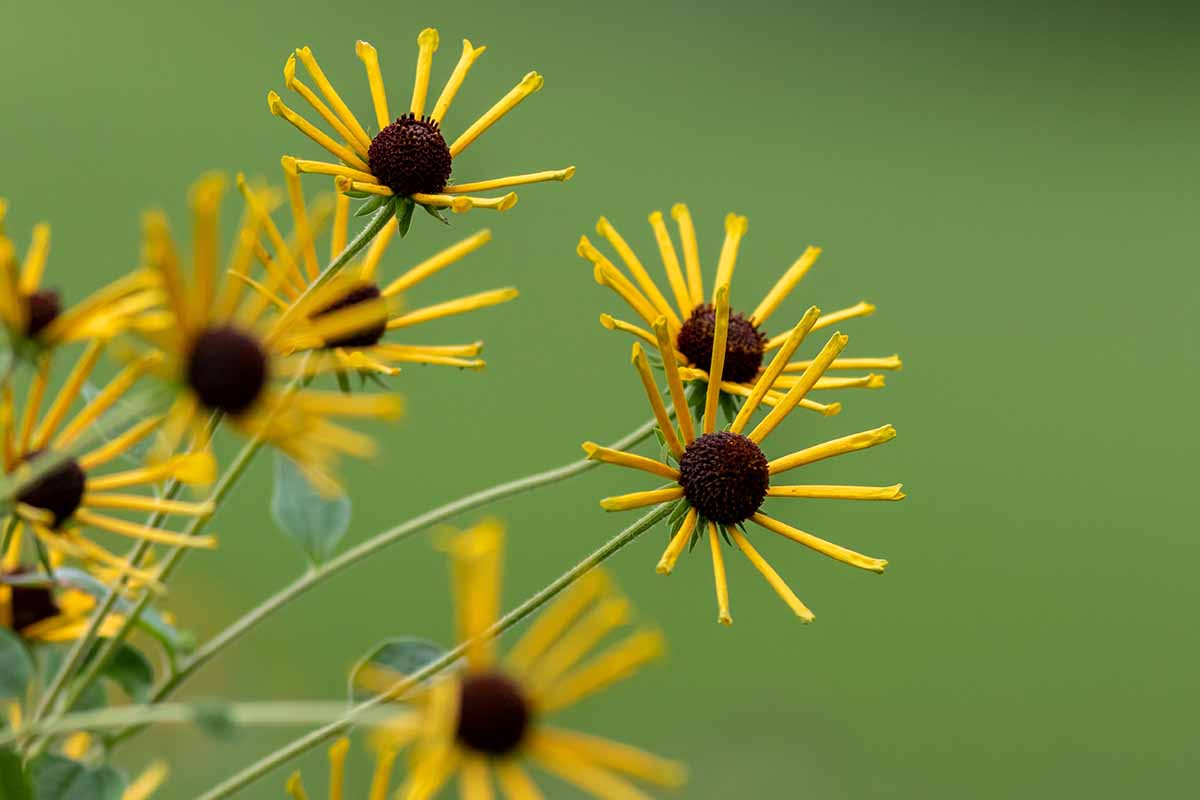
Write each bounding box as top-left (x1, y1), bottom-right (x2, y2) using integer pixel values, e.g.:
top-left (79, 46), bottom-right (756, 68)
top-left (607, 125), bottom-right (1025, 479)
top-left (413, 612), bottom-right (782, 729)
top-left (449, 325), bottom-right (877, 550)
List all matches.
top-left (578, 206), bottom-right (902, 415)
top-left (1, 537), bottom-right (128, 643)
top-left (0, 199), bottom-right (161, 352)
top-left (238, 161), bottom-right (516, 378)
top-left (2, 346), bottom-right (215, 586)
top-left (287, 521), bottom-right (685, 800)
top-left (133, 173), bottom-right (403, 494)
top-left (585, 289), bottom-right (903, 624)
top-left (270, 28), bottom-right (574, 216)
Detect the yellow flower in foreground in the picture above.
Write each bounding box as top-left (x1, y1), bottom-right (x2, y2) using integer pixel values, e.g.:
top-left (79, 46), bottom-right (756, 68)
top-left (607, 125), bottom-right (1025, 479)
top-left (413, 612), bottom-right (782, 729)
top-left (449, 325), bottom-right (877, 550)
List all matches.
top-left (134, 173), bottom-right (403, 493)
top-left (240, 162), bottom-right (516, 378)
top-left (287, 521), bottom-right (685, 799)
top-left (1, 538), bottom-right (127, 643)
top-left (578, 206), bottom-right (902, 416)
top-left (2, 346), bottom-right (215, 585)
top-left (0, 199), bottom-right (160, 352)
top-left (585, 288), bottom-right (902, 624)
top-left (271, 28), bottom-right (574, 215)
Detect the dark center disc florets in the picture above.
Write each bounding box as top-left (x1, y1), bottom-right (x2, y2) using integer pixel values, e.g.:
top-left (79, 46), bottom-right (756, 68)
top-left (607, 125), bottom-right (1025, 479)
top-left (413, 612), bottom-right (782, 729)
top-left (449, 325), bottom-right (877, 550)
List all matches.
top-left (3, 568), bottom-right (60, 632)
top-left (368, 114), bottom-right (453, 197)
top-left (24, 289), bottom-right (62, 338)
top-left (186, 326), bottom-right (269, 416)
top-left (455, 672), bottom-right (532, 757)
top-left (310, 283), bottom-right (387, 348)
top-left (678, 431), bottom-right (770, 525)
top-left (16, 449), bottom-right (86, 528)
top-left (676, 304), bottom-right (766, 385)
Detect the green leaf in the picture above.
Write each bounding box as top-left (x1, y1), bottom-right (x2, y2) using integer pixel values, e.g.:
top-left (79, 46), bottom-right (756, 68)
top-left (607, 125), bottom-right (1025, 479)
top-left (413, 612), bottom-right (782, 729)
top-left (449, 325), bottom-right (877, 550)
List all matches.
top-left (0, 628), bottom-right (33, 700)
top-left (342, 189), bottom-right (370, 199)
top-left (270, 453), bottom-right (352, 565)
top-left (47, 568), bottom-right (193, 655)
top-left (350, 637), bottom-right (447, 702)
top-left (0, 747), bottom-right (33, 800)
top-left (395, 197), bottom-right (416, 238)
top-left (421, 203), bottom-right (450, 225)
top-left (30, 754), bottom-right (126, 800)
top-left (36, 647), bottom-right (106, 713)
top-left (719, 391), bottom-right (742, 426)
top-left (354, 194), bottom-right (389, 217)
top-left (334, 369), bottom-right (352, 394)
top-left (191, 701), bottom-right (238, 739)
top-left (99, 644), bottom-right (154, 703)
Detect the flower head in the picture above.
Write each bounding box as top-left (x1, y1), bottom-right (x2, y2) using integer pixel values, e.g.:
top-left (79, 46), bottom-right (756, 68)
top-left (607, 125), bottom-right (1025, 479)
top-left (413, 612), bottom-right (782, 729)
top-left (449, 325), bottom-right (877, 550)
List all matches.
top-left (578, 206), bottom-right (902, 415)
top-left (585, 290), bottom-right (903, 624)
top-left (288, 520), bottom-right (685, 799)
top-left (241, 161), bottom-right (517, 379)
top-left (133, 173), bottom-right (403, 493)
top-left (2, 346), bottom-right (217, 585)
top-left (0, 200), bottom-right (160, 354)
top-left (270, 29), bottom-right (574, 222)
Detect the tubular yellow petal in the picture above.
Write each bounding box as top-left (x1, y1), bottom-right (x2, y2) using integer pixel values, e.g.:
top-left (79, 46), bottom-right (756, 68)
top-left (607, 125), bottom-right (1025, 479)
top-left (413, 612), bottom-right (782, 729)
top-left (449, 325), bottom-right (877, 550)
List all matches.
top-left (335, 176), bottom-right (392, 198)
top-left (431, 39), bottom-right (488, 123)
top-left (527, 596), bottom-right (631, 693)
top-left (582, 441), bottom-right (678, 480)
top-left (702, 285), bottom-right (731, 434)
top-left (811, 374), bottom-right (886, 390)
top-left (43, 269), bottom-right (159, 344)
top-left (749, 246), bottom-right (821, 326)
top-left (440, 192), bottom-right (519, 213)
top-left (708, 523), bottom-right (732, 626)
top-left (768, 424), bottom-right (897, 476)
top-left (443, 520), bottom-right (504, 669)
top-left (445, 167), bottom-right (575, 194)
top-left (32, 340), bottom-right (103, 450)
top-left (730, 306), bottom-right (821, 434)
top-left (768, 483), bottom-right (906, 500)
top-left (599, 313), bottom-right (658, 350)
top-left (596, 216), bottom-right (680, 328)
top-left (284, 54), bottom-right (370, 160)
top-left (72, 509), bottom-right (217, 549)
top-left (460, 758), bottom-right (494, 800)
top-left (729, 528), bottom-right (814, 623)
top-left (505, 569), bottom-right (612, 673)
top-left (670, 203), bottom-right (703, 306)
top-left (656, 508), bottom-right (697, 575)
top-left (0, 241), bottom-right (25, 330)
top-left (355, 40), bottom-right (391, 130)
top-left (647, 210), bottom-right (693, 319)
top-left (383, 229), bottom-right (490, 296)
top-left (652, 318), bottom-right (695, 444)
top-left (712, 213), bottom-right (748, 300)
top-left (581, 240), bottom-right (660, 327)
top-left (785, 354), bottom-right (903, 372)
top-left (528, 736), bottom-right (653, 800)
top-left (286, 772), bottom-right (309, 800)
top-left (124, 763), bottom-right (168, 800)
top-left (410, 28), bottom-right (440, 117)
top-left (292, 47), bottom-right (372, 151)
top-left (752, 512), bottom-right (887, 573)
top-left (535, 629), bottom-right (665, 713)
top-left (290, 158), bottom-right (377, 184)
top-left (450, 71), bottom-right (544, 157)
top-left (290, 390), bottom-right (404, 421)
top-left (85, 451), bottom-right (216, 490)
top-left (189, 172), bottom-right (225, 323)
top-left (749, 332), bottom-right (848, 444)
top-left (18, 223), bottom-right (50, 294)
top-left (237, 174), bottom-right (312, 296)
top-left (76, 417), bottom-right (162, 471)
top-left (331, 192), bottom-right (350, 262)
top-left (599, 486), bottom-right (683, 512)
top-left (281, 159), bottom-right (320, 282)
top-left (537, 727), bottom-right (687, 788)
top-left (363, 347), bottom-right (480, 370)
top-left (494, 762), bottom-right (544, 800)
top-left (814, 300), bottom-right (876, 331)
top-left (368, 745), bottom-right (400, 800)
top-left (328, 737), bottom-right (350, 800)
top-left (630, 342), bottom-right (683, 457)
top-left (269, 91), bottom-right (370, 173)
top-left (386, 288), bottom-right (517, 330)
top-left (82, 493), bottom-right (215, 516)
top-left (17, 356), bottom-right (49, 454)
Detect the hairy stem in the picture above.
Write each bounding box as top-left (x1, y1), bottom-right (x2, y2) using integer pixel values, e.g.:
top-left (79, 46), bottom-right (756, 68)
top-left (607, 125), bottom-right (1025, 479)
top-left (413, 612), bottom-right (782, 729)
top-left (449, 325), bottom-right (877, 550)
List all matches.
top-left (197, 502), bottom-right (673, 800)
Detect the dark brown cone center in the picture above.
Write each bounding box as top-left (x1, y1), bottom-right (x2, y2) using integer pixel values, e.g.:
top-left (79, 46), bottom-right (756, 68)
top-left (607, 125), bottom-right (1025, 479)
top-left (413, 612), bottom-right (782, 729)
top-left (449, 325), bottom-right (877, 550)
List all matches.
top-left (310, 283), bottom-right (387, 349)
top-left (676, 304), bottom-right (766, 385)
top-left (455, 672), bottom-right (531, 756)
top-left (16, 449), bottom-right (86, 528)
top-left (368, 114), bottom-right (453, 197)
top-left (186, 326), bottom-right (269, 416)
top-left (678, 431), bottom-right (770, 525)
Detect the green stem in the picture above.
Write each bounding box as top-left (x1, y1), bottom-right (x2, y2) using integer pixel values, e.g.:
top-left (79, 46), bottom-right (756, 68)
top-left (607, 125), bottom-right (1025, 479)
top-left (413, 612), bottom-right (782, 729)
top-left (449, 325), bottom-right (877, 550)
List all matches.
top-left (112, 416), bottom-right (660, 745)
top-left (197, 502), bottom-right (673, 800)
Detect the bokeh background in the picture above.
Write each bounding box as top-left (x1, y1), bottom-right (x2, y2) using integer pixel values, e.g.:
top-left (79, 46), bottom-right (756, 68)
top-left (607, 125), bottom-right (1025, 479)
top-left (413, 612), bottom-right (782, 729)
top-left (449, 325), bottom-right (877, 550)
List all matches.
top-left (3, 0), bottom-right (1197, 797)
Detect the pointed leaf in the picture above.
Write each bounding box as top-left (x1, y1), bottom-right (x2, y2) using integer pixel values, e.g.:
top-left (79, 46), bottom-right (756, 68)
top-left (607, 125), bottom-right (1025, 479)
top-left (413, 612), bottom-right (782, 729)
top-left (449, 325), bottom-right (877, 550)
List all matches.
top-left (0, 628), bottom-right (33, 700)
top-left (395, 197), bottom-right (416, 238)
top-left (30, 754), bottom-right (125, 800)
top-left (270, 453), bottom-right (352, 565)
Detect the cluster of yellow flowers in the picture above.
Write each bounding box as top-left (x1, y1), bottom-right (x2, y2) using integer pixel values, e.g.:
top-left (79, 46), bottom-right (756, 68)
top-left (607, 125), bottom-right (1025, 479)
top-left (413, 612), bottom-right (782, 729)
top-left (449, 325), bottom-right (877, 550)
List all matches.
top-left (1, 27), bottom-right (904, 800)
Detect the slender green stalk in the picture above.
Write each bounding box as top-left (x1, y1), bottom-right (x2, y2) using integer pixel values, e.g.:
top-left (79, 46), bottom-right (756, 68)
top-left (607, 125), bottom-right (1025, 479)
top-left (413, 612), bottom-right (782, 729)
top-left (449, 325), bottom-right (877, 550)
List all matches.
top-left (112, 416), bottom-right (660, 744)
top-left (197, 502), bottom-right (673, 800)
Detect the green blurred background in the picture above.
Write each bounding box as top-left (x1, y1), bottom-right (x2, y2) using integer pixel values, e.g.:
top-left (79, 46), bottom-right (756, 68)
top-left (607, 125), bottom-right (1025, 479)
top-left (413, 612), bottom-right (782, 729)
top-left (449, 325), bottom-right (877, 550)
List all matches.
top-left (3, 0), bottom-right (1197, 796)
